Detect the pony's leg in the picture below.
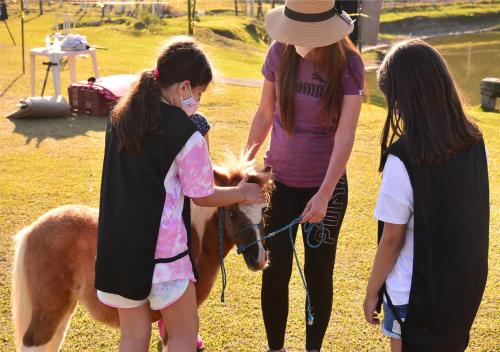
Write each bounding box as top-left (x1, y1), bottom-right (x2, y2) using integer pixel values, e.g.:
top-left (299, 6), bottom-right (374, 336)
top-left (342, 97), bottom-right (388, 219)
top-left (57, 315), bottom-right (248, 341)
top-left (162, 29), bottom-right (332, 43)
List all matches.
top-left (22, 292), bottom-right (77, 351)
top-left (79, 284), bottom-right (120, 328)
top-left (45, 303), bottom-right (77, 352)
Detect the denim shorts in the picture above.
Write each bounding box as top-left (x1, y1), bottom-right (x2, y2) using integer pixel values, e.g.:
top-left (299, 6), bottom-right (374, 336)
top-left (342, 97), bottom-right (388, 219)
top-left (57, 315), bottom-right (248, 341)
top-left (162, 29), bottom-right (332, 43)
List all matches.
top-left (382, 302), bottom-right (408, 339)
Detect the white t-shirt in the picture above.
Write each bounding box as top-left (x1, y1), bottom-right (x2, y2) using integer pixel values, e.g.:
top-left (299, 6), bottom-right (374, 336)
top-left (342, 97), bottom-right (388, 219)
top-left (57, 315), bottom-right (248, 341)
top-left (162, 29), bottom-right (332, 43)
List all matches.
top-left (374, 154), bottom-right (414, 306)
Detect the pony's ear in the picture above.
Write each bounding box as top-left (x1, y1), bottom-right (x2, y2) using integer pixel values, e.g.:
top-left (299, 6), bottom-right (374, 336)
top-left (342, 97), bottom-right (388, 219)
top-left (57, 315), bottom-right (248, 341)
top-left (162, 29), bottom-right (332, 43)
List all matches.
top-left (257, 165), bottom-right (273, 184)
top-left (261, 165), bottom-right (272, 175)
top-left (248, 166), bottom-right (274, 187)
top-left (213, 166), bottom-right (231, 186)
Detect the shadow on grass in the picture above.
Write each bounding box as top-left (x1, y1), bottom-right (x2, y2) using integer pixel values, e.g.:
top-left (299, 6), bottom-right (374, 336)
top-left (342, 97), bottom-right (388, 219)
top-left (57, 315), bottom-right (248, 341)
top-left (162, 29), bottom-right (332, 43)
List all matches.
top-left (10, 114), bottom-right (107, 147)
top-left (0, 74), bottom-right (23, 98)
top-left (24, 14), bottom-right (43, 23)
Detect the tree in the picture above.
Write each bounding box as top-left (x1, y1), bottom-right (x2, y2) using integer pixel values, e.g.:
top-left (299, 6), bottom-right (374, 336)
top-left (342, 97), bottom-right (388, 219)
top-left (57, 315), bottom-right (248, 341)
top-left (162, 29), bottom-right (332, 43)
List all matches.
top-left (257, 0), bottom-right (263, 18)
top-left (39, 0), bottom-right (43, 15)
top-left (187, 0), bottom-right (196, 35)
top-left (234, 0), bottom-right (238, 16)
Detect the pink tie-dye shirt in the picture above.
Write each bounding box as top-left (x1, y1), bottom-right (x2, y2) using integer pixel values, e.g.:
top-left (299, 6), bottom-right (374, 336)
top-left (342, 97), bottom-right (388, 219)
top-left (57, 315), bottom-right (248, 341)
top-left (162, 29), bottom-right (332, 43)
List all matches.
top-left (152, 132), bottom-right (214, 284)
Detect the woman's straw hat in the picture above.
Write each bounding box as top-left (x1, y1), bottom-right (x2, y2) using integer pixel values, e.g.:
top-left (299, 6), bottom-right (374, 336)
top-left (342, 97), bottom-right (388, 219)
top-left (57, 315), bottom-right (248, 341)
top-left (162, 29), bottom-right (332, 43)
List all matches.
top-left (265, 0), bottom-right (354, 47)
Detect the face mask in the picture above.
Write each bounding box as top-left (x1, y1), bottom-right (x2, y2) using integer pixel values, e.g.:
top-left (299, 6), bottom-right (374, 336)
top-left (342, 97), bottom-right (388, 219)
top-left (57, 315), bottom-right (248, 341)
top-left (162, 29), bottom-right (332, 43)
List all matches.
top-left (180, 84), bottom-right (200, 116)
top-left (295, 46), bottom-right (315, 58)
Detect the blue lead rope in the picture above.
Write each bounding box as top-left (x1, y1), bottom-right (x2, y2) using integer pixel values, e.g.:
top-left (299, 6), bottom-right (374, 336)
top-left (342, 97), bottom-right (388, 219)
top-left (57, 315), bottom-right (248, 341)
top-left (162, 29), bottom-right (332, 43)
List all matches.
top-left (217, 207), bottom-right (325, 326)
top-left (218, 208), bottom-right (228, 303)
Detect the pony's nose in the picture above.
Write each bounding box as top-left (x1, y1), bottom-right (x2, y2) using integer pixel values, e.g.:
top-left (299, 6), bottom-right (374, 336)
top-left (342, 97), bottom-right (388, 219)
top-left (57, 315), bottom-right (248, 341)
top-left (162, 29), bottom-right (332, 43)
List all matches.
top-left (248, 254), bottom-right (260, 268)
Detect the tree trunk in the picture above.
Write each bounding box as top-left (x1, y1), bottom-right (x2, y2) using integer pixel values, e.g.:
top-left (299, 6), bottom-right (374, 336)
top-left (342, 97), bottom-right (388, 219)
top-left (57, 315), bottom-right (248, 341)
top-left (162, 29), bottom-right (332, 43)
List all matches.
top-left (187, 0), bottom-right (193, 35)
top-left (234, 0), bottom-right (238, 16)
top-left (39, 0), bottom-right (43, 15)
top-left (257, 0), bottom-right (263, 17)
top-left (192, 0), bottom-right (197, 20)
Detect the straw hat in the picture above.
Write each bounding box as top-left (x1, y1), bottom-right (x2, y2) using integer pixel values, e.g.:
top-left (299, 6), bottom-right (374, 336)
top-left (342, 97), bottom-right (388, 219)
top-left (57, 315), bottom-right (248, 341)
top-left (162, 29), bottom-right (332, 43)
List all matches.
top-left (265, 0), bottom-right (354, 47)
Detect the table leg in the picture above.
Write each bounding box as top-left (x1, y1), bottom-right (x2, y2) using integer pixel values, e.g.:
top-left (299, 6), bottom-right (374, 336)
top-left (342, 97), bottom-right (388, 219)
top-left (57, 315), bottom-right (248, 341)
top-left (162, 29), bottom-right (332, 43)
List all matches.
top-left (91, 51), bottom-right (100, 78)
top-left (51, 61), bottom-right (62, 96)
top-left (68, 56), bottom-right (77, 83)
top-left (30, 53), bottom-right (36, 96)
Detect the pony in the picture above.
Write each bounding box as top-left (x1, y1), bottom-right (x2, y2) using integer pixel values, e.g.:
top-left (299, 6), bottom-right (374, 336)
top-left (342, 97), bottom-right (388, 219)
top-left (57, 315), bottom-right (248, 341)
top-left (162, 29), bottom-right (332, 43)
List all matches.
top-left (11, 155), bottom-right (273, 352)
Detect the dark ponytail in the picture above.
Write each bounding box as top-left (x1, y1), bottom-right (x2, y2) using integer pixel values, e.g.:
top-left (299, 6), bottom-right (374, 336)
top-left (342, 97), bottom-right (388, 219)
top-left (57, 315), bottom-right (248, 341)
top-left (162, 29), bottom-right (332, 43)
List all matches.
top-left (111, 36), bottom-right (212, 155)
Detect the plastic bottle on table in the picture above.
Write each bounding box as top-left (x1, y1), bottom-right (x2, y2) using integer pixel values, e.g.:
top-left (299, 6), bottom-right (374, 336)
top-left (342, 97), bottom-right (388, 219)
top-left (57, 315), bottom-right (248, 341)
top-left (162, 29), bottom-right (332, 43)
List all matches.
top-left (53, 36), bottom-right (61, 52)
top-left (45, 35), bottom-right (51, 49)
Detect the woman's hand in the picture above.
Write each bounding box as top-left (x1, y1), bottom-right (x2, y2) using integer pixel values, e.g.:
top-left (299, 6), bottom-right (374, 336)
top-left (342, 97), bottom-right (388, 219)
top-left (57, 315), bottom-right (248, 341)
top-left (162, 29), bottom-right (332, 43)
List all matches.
top-left (237, 176), bottom-right (266, 204)
top-left (363, 293), bottom-right (381, 325)
top-left (301, 191), bottom-right (330, 223)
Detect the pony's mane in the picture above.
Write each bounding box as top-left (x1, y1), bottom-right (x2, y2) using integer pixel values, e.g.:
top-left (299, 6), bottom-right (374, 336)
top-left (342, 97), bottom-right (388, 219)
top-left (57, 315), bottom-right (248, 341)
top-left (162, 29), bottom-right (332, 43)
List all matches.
top-left (213, 149), bottom-right (274, 201)
top-left (215, 149), bottom-right (256, 179)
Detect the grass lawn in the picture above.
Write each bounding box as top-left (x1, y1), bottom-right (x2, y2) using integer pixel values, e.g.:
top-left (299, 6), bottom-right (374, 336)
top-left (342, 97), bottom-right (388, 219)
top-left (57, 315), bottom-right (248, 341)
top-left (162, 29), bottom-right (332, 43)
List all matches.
top-left (1, 9), bottom-right (499, 352)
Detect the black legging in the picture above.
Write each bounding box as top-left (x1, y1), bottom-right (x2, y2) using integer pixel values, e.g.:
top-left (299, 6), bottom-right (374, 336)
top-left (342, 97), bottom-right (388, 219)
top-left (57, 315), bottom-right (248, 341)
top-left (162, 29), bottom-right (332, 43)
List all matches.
top-left (261, 176), bottom-right (348, 351)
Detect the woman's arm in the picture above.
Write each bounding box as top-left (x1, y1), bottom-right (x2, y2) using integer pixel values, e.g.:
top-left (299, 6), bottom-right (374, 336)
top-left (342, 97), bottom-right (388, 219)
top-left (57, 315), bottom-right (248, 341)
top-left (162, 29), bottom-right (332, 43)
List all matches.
top-left (245, 79), bottom-right (276, 160)
top-left (301, 95), bottom-right (363, 223)
top-left (192, 176), bottom-right (265, 207)
top-left (363, 223), bottom-right (407, 324)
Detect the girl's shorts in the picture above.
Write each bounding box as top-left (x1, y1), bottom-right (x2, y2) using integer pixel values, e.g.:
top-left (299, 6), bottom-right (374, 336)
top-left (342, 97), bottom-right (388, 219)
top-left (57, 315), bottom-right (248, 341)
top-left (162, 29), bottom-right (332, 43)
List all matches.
top-left (97, 279), bottom-right (189, 311)
top-left (382, 302), bottom-right (408, 339)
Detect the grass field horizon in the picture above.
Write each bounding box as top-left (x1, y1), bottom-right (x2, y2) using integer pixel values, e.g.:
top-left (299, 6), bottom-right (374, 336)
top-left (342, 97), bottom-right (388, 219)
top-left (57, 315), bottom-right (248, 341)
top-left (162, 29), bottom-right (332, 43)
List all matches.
top-left (0, 5), bottom-right (498, 351)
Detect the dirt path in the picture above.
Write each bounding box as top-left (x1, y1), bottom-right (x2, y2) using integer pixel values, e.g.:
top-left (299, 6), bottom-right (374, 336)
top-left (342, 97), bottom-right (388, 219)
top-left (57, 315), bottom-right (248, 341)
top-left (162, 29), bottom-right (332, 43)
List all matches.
top-left (218, 77), bottom-right (263, 88)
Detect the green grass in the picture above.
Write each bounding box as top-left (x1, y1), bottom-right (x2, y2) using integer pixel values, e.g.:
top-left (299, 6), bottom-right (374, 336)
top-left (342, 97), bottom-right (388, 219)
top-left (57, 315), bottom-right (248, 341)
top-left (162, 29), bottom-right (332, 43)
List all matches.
top-left (1, 10), bottom-right (499, 352)
top-left (380, 0), bottom-right (500, 23)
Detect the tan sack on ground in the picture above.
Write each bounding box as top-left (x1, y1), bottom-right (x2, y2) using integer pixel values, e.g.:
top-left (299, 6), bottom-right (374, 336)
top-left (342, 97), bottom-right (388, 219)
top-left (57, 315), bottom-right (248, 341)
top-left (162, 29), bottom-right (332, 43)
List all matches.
top-left (5, 95), bottom-right (70, 119)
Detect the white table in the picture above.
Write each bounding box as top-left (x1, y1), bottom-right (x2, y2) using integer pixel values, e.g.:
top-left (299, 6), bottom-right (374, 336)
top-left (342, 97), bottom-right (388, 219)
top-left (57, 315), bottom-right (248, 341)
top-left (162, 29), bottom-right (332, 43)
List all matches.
top-left (29, 47), bottom-right (100, 96)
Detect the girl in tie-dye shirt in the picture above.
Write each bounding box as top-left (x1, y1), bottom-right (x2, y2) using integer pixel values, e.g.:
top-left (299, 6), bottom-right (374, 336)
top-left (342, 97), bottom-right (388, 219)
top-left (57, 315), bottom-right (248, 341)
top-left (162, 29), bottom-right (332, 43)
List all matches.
top-left (95, 37), bottom-right (265, 352)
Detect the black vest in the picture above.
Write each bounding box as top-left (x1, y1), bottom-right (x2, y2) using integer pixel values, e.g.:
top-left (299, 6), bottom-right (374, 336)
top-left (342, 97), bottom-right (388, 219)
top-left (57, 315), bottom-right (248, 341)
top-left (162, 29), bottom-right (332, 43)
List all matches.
top-left (378, 139), bottom-right (489, 352)
top-left (95, 103), bottom-right (197, 300)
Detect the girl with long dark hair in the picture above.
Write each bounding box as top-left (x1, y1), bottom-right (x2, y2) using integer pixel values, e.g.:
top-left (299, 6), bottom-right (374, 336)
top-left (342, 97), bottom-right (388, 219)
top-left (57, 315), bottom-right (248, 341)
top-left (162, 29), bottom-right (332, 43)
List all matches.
top-left (364, 39), bottom-right (489, 352)
top-left (95, 37), bottom-right (265, 352)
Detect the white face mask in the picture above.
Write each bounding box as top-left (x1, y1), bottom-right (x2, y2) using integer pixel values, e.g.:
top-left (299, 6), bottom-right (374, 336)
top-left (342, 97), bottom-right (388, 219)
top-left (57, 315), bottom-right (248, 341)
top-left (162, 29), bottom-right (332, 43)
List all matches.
top-left (180, 84), bottom-right (200, 116)
top-left (295, 46), bottom-right (315, 58)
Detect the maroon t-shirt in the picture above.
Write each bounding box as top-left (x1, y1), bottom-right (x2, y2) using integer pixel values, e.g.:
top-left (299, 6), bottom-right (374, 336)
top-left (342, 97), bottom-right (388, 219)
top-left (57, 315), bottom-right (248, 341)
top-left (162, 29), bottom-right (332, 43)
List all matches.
top-left (262, 41), bottom-right (364, 188)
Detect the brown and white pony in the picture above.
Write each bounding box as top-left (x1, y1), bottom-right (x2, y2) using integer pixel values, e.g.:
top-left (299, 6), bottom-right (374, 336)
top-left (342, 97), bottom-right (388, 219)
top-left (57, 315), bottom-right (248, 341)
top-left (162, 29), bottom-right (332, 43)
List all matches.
top-left (11, 155), bottom-right (273, 352)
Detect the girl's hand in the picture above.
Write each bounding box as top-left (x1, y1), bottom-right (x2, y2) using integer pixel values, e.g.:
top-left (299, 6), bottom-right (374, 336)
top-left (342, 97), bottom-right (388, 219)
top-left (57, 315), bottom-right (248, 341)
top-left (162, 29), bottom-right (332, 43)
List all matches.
top-left (301, 191), bottom-right (330, 223)
top-left (363, 293), bottom-right (380, 325)
top-left (237, 176), bottom-right (266, 204)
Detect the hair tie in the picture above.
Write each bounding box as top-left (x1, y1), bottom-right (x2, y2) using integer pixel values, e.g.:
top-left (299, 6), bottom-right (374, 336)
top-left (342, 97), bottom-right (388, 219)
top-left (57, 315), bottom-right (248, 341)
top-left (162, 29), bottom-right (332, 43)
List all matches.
top-left (153, 67), bottom-right (160, 79)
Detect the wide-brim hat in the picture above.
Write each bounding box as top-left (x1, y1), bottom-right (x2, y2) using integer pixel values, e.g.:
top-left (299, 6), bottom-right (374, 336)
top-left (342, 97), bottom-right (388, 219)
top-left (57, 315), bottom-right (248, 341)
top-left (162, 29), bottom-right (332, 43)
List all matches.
top-left (265, 0), bottom-right (354, 47)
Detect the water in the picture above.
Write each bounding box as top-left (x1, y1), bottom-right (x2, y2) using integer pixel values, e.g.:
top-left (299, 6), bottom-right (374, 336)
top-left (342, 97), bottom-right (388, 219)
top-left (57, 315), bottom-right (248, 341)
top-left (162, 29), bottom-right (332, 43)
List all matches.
top-left (367, 31), bottom-right (500, 106)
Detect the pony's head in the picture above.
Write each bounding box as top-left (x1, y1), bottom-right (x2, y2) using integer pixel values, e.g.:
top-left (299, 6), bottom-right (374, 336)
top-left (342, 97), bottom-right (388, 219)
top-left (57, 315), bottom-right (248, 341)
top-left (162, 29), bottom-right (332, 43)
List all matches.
top-left (214, 152), bottom-right (274, 271)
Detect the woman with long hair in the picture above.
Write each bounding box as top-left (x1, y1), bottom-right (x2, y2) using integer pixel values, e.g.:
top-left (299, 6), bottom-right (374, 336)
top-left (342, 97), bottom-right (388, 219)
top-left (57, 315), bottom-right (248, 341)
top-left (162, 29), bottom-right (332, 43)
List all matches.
top-left (245, 1), bottom-right (365, 350)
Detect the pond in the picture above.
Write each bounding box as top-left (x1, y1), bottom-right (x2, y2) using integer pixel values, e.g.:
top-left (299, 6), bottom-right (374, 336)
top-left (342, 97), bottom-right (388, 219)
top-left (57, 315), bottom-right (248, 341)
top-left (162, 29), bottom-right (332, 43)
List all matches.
top-left (367, 30), bottom-right (500, 106)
